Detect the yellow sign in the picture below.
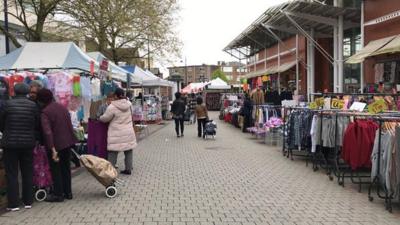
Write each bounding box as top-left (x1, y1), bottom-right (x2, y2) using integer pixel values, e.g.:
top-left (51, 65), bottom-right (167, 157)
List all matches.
top-left (262, 75), bottom-right (269, 82)
top-left (331, 98), bottom-right (345, 109)
top-left (315, 97), bottom-right (324, 107)
top-left (368, 99), bottom-right (388, 114)
top-left (309, 102), bottom-right (318, 109)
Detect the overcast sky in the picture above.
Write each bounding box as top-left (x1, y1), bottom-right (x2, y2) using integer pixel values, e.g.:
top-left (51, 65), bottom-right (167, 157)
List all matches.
top-left (163, 0), bottom-right (287, 70)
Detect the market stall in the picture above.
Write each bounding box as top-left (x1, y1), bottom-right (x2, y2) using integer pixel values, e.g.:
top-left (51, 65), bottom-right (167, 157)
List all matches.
top-left (123, 65), bottom-right (174, 122)
top-left (204, 78), bottom-right (232, 110)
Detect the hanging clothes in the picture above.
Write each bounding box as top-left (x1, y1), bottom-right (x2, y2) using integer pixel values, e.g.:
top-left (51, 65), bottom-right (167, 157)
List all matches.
top-left (91, 78), bottom-right (101, 100)
top-left (87, 120), bottom-right (108, 159)
top-left (80, 76), bottom-right (91, 99)
top-left (72, 75), bottom-right (81, 97)
top-left (342, 120), bottom-right (379, 170)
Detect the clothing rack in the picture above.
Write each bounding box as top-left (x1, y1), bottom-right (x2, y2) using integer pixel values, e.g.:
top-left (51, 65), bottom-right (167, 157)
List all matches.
top-left (282, 107), bottom-right (315, 163)
top-left (315, 111), bottom-right (386, 190)
top-left (368, 116), bottom-right (400, 213)
top-left (311, 92), bottom-right (400, 97)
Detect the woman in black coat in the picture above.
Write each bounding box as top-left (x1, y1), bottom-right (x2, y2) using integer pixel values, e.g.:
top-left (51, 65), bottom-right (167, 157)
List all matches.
top-left (171, 92), bottom-right (186, 137)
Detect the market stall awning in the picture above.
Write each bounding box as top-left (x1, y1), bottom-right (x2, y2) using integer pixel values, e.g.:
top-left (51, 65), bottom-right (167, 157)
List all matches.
top-left (268, 61), bottom-right (297, 74)
top-left (346, 36), bottom-right (397, 64)
top-left (87, 52), bottom-right (141, 84)
top-left (207, 78), bottom-right (231, 90)
top-left (244, 61), bottom-right (296, 79)
top-left (123, 65), bottom-right (173, 87)
top-left (181, 82), bottom-right (209, 94)
top-left (0, 42), bottom-right (100, 71)
top-left (370, 35), bottom-right (400, 57)
top-left (244, 68), bottom-right (269, 79)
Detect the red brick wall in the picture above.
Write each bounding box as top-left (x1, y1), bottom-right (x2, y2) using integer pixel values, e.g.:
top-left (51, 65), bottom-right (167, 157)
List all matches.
top-left (247, 36), bottom-right (308, 94)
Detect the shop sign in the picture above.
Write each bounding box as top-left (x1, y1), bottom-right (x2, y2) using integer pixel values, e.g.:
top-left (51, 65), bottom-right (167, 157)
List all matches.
top-left (315, 97), bottom-right (324, 107)
top-left (309, 102), bottom-right (318, 110)
top-left (90, 60), bottom-right (95, 75)
top-left (368, 99), bottom-right (388, 114)
top-left (99, 59), bottom-right (109, 80)
top-left (262, 75), bottom-right (269, 82)
top-left (331, 98), bottom-right (345, 109)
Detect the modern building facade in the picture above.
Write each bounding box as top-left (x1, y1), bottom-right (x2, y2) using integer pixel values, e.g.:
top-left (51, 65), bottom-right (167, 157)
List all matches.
top-left (357, 0), bottom-right (400, 92)
top-left (224, 0), bottom-right (368, 99)
top-left (168, 64), bottom-right (220, 86)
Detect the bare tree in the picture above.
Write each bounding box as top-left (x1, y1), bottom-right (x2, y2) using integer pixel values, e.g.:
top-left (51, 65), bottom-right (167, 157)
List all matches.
top-left (60, 0), bottom-right (181, 64)
top-left (0, 0), bottom-right (65, 47)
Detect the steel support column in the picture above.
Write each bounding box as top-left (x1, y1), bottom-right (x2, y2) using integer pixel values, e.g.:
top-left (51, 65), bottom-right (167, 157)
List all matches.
top-left (338, 0), bottom-right (344, 93)
top-left (278, 43), bottom-right (281, 94)
top-left (296, 34), bottom-right (299, 94)
top-left (310, 29), bottom-right (315, 101)
top-left (360, 0), bottom-right (365, 93)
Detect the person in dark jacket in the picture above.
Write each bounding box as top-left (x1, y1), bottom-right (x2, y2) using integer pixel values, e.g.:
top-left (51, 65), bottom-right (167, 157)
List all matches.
top-left (242, 93), bottom-right (253, 133)
top-left (0, 83), bottom-right (40, 211)
top-left (37, 89), bottom-right (77, 202)
top-left (171, 92), bottom-right (186, 137)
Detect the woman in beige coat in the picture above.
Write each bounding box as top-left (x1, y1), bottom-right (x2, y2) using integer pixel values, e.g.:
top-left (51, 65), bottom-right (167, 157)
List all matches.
top-left (100, 88), bottom-right (137, 175)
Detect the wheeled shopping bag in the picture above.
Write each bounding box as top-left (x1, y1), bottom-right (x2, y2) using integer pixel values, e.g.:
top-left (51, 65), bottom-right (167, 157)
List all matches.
top-left (72, 150), bottom-right (123, 198)
top-left (32, 145), bottom-right (52, 202)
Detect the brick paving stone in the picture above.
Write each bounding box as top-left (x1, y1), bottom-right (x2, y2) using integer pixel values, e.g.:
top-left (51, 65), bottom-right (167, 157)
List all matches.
top-left (1, 114), bottom-right (400, 225)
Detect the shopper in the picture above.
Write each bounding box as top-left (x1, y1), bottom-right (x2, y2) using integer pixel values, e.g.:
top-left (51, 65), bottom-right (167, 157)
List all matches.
top-left (97, 92), bottom-right (115, 119)
top-left (242, 93), bottom-right (253, 133)
top-left (100, 88), bottom-right (137, 175)
top-left (195, 97), bottom-right (208, 138)
top-left (28, 81), bottom-right (43, 102)
top-left (0, 83), bottom-right (40, 211)
top-left (37, 89), bottom-right (77, 202)
top-left (171, 92), bottom-right (186, 137)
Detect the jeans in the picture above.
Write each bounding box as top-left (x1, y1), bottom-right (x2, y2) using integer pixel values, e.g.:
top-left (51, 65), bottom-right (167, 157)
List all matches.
top-left (108, 150), bottom-right (133, 171)
top-left (4, 148), bottom-right (33, 208)
top-left (197, 118), bottom-right (207, 137)
top-left (49, 148), bottom-right (72, 198)
top-left (174, 118), bottom-right (184, 135)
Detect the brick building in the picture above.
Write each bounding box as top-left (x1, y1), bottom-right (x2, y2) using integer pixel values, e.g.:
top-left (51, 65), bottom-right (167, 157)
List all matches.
top-left (349, 0), bottom-right (400, 92)
top-left (218, 61), bottom-right (247, 85)
top-left (224, 0), bottom-right (366, 99)
top-left (168, 64), bottom-right (220, 86)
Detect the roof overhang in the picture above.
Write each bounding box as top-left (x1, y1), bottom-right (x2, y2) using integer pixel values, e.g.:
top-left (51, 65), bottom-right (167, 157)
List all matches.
top-left (224, 0), bottom-right (360, 60)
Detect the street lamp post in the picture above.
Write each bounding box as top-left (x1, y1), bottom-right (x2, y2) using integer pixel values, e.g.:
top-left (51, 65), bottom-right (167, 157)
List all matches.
top-left (184, 57), bottom-right (187, 87)
top-left (4, 0), bottom-right (10, 54)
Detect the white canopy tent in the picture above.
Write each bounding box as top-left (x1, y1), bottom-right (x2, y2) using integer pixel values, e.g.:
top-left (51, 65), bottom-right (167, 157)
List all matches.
top-left (0, 42), bottom-right (100, 71)
top-left (87, 52), bottom-right (141, 84)
top-left (130, 66), bottom-right (173, 87)
top-left (206, 78), bottom-right (231, 90)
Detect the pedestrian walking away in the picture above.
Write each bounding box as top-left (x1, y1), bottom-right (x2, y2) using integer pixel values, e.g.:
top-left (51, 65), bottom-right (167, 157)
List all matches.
top-left (100, 88), bottom-right (137, 175)
top-left (195, 96), bottom-right (208, 138)
top-left (0, 83), bottom-right (40, 211)
top-left (37, 89), bottom-right (78, 202)
top-left (171, 92), bottom-right (186, 137)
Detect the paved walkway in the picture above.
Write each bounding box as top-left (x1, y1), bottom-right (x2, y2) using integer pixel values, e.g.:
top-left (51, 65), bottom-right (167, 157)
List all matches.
top-left (1, 113), bottom-right (400, 225)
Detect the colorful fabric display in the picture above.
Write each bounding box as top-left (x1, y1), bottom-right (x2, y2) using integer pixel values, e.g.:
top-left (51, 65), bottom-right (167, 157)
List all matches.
top-left (91, 78), bottom-right (101, 99)
top-left (80, 76), bottom-right (91, 99)
top-left (72, 75), bottom-right (81, 97)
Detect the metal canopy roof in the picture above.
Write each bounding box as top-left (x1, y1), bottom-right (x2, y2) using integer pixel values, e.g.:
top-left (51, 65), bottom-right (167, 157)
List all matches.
top-left (224, 0), bottom-right (360, 59)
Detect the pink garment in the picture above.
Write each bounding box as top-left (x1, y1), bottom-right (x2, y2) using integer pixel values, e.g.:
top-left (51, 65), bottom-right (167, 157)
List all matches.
top-left (99, 99), bottom-right (137, 152)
